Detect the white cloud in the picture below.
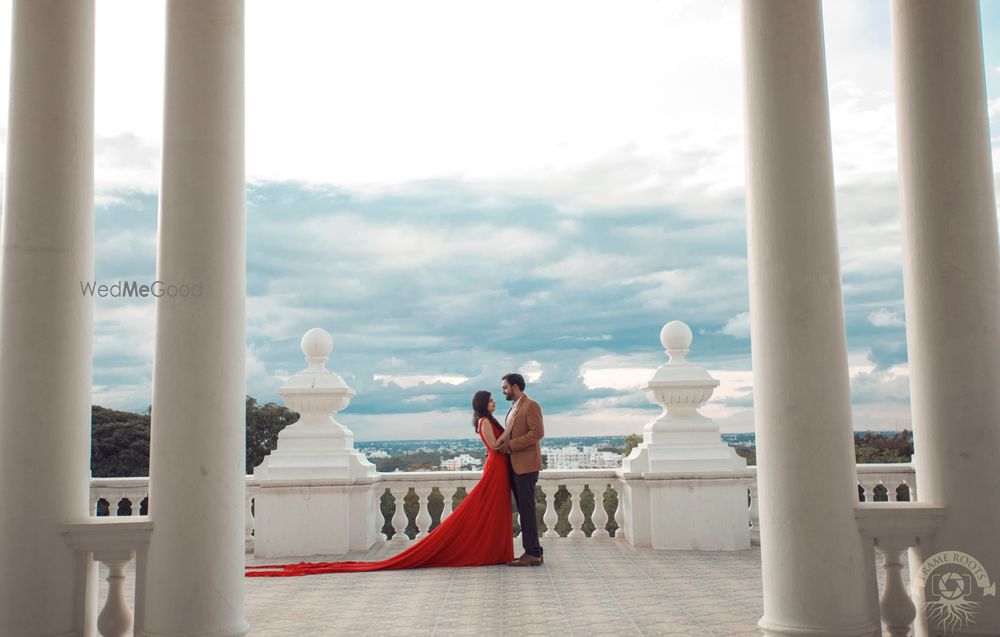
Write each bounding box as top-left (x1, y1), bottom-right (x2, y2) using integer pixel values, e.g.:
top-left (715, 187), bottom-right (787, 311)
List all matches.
top-left (518, 361), bottom-right (543, 383)
top-left (720, 311), bottom-right (751, 338)
top-left (580, 367), bottom-right (654, 391)
top-left (867, 308), bottom-right (905, 327)
top-left (373, 374), bottom-right (468, 389)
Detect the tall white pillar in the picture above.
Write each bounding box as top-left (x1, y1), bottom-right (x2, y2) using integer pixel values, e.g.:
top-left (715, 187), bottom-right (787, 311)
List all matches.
top-left (142, 1), bottom-right (248, 636)
top-left (741, 1), bottom-right (880, 635)
top-left (0, 1), bottom-right (95, 634)
top-left (891, 2), bottom-right (1000, 635)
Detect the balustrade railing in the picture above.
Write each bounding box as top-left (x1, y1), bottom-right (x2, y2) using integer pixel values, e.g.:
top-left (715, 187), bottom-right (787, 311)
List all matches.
top-left (89, 463), bottom-right (916, 548)
top-left (82, 463), bottom-right (917, 636)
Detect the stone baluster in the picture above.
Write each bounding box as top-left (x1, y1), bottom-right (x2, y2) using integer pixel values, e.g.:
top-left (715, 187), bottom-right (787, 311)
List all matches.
top-left (414, 487), bottom-right (433, 539)
top-left (748, 482), bottom-right (760, 544)
top-left (566, 483), bottom-right (586, 539)
top-left (591, 484), bottom-right (610, 539)
top-left (244, 492), bottom-right (255, 552)
top-left (542, 485), bottom-right (560, 539)
top-left (613, 484), bottom-right (627, 542)
top-left (391, 488), bottom-right (410, 542)
top-left (96, 551), bottom-right (135, 637)
top-left (439, 486), bottom-right (455, 522)
top-left (855, 481), bottom-right (866, 502)
top-left (875, 544), bottom-right (915, 637)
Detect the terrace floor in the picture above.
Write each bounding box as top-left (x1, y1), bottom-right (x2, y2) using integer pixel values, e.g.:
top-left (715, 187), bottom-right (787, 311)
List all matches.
top-left (101, 540), bottom-right (900, 636)
top-left (242, 539), bottom-right (766, 637)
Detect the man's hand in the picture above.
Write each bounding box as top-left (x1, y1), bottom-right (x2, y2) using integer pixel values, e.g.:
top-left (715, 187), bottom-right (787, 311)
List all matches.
top-left (495, 439), bottom-right (512, 454)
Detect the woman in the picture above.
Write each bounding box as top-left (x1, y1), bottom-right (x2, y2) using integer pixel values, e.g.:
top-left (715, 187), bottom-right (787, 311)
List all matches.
top-left (246, 390), bottom-right (514, 576)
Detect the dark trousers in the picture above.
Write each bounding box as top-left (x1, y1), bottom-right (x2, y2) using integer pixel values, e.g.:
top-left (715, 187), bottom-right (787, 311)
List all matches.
top-left (508, 460), bottom-right (543, 557)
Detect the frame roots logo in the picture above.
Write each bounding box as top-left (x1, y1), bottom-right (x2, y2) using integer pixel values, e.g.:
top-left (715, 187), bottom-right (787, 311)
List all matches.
top-left (917, 551), bottom-right (996, 633)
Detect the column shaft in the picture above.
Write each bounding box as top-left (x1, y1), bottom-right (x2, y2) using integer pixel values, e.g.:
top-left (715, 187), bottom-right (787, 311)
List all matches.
top-left (891, 2), bottom-right (1000, 635)
top-left (0, 1), bottom-right (95, 634)
top-left (742, 1), bottom-right (880, 635)
top-left (141, 1), bottom-right (248, 635)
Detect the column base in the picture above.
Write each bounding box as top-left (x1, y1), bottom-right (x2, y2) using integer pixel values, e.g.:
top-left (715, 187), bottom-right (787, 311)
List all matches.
top-left (758, 617), bottom-right (880, 637)
top-left (138, 623), bottom-right (249, 637)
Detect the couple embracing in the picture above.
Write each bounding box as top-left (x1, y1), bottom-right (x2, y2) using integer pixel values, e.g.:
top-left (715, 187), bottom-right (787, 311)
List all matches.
top-left (477, 372), bottom-right (545, 567)
top-left (247, 372), bottom-right (544, 577)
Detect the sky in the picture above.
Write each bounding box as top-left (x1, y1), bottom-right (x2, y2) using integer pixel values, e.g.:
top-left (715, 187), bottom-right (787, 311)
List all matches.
top-left (0, 1), bottom-right (999, 440)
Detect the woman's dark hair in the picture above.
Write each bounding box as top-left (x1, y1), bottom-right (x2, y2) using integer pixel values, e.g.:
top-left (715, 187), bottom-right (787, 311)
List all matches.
top-left (472, 390), bottom-right (501, 432)
top-left (502, 372), bottom-right (526, 391)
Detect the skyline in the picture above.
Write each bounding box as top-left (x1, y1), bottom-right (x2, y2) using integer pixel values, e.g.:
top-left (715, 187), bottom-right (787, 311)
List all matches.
top-left (1, 1), bottom-right (998, 439)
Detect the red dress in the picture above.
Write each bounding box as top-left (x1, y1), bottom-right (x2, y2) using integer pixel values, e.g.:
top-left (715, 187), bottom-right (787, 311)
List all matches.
top-left (246, 419), bottom-right (514, 576)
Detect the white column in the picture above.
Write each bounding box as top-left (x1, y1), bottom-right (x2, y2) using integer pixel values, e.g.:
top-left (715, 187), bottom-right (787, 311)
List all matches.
top-left (741, 1), bottom-right (880, 635)
top-left (0, 1), bottom-right (94, 634)
top-left (142, 1), bottom-right (248, 636)
top-left (891, 3), bottom-right (1000, 635)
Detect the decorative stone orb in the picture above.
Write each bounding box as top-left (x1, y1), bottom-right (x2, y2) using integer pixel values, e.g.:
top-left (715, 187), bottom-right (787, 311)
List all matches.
top-left (660, 320), bottom-right (693, 352)
top-left (301, 327), bottom-right (333, 359)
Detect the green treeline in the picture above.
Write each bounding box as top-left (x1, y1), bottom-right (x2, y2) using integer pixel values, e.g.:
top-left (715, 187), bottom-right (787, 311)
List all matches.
top-left (90, 399), bottom-right (914, 478)
top-left (92, 397), bottom-right (298, 477)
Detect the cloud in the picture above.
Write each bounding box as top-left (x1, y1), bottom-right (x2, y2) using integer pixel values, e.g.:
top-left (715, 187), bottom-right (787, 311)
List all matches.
top-left (867, 343), bottom-right (908, 372)
top-left (4, 0), bottom-right (994, 441)
top-left (720, 311), bottom-right (751, 338)
top-left (868, 308), bottom-right (905, 328)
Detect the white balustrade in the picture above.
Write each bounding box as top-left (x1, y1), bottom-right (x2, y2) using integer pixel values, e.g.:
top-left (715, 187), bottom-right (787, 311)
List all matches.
top-left (856, 464), bottom-right (916, 502)
top-left (390, 487), bottom-right (410, 542)
top-left (60, 518), bottom-right (152, 637)
top-left (440, 485), bottom-right (456, 522)
top-left (876, 545), bottom-right (914, 637)
top-left (414, 486), bottom-right (433, 539)
top-left (747, 480), bottom-right (760, 544)
top-left (613, 479), bottom-right (627, 542)
top-left (855, 502), bottom-right (947, 637)
top-left (245, 480), bottom-right (259, 553)
top-left (542, 483), bottom-right (560, 539)
top-left (98, 554), bottom-right (134, 637)
top-left (591, 484), bottom-right (610, 539)
top-left (566, 483), bottom-right (587, 539)
top-left (86, 464), bottom-right (917, 547)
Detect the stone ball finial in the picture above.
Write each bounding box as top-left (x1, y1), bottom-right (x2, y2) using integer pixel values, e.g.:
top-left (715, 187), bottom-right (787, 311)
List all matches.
top-left (301, 328), bottom-right (333, 366)
top-left (660, 320), bottom-right (693, 364)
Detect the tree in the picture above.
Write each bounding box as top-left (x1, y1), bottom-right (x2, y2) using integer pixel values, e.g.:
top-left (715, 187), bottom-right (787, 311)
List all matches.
top-left (245, 396), bottom-right (299, 473)
top-left (91, 406), bottom-right (151, 477)
top-left (623, 433), bottom-right (643, 457)
top-left (855, 430), bottom-right (913, 464)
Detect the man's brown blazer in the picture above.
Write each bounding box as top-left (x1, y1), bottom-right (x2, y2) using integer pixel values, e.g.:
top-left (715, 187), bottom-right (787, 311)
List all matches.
top-left (505, 395), bottom-right (544, 474)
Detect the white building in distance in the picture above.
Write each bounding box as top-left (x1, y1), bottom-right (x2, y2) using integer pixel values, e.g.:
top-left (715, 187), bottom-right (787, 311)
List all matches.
top-left (439, 454), bottom-right (482, 471)
top-left (542, 444), bottom-right (623, 470)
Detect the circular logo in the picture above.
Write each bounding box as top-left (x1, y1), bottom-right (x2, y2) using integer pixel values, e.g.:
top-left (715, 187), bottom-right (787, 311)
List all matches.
top-left (917, 551), bottom-right (996, 633)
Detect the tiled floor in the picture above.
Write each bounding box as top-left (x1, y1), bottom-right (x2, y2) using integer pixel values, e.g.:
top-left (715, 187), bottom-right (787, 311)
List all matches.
top-left (242, 540), bottom-right (766, 637)
top-left (100, 540), bottom-right (902, 636)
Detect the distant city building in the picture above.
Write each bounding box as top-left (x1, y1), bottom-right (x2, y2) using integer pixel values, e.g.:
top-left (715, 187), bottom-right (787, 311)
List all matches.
top-left (364, 449), bottom-right (390, 459)
top-left (439, 454), bottom-right (482, 471)
top-left (541, 444), bottom-right (623, 470)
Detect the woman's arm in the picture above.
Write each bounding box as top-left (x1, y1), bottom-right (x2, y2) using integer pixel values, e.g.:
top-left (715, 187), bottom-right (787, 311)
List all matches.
top-left (478, 418), bottom-right (498, 448)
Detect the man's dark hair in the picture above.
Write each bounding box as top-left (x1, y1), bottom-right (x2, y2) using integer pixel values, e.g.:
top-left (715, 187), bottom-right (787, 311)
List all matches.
top-left (502, 373), bottom-right (526, 391)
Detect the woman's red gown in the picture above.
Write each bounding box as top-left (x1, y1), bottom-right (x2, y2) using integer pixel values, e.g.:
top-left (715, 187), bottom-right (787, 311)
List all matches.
top-left (246, 419), bottom-right (514, 576)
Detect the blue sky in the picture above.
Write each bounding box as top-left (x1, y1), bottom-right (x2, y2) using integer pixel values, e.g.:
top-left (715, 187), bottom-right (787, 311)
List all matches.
top-left (1, 1), bottom-right (998, 439)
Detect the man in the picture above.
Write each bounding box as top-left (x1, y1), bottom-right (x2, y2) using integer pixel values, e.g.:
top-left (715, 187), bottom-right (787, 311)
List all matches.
top-left (494, 372), bottom-right (544, 566)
